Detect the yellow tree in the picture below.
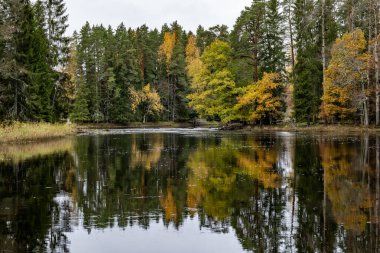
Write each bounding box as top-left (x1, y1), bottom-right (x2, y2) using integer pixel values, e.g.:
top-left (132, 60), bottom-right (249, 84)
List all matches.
top-left (185, 34), bottom-right (203, 81)
top-left (130, 84), bottom-right (164, 123)
top-left (159, 32), bottom-right (176, 71)
top-left (320, 29), bottom-right (370, 124)
top-left (235, 73), bottom-right (283, 124)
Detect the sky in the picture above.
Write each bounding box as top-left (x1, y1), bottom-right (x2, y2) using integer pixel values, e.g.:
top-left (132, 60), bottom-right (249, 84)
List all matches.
top-left (65, 0), bottom-right (251, 34)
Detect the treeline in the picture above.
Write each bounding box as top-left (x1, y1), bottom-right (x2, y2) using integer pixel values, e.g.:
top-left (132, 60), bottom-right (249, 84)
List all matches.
top-left (0, 0), bottom-right (70, 122)
top-left (1, 0), bottom-right (380, 125)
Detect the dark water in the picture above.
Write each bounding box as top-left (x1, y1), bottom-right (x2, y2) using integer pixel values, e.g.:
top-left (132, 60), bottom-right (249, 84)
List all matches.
top-left (1, 129), bottom-right (380, 253)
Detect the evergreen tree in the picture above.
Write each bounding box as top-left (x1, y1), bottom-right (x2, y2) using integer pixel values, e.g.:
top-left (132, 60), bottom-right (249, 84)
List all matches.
top-left (45, 0), bottom-right (69, 67)
top-left (27, 0), bottom-right (55, 121)
top-left (110, 24), bottom-right (140, 122)
top-left (293, 0), bottom-right (323, 124)
top-left (196, 25), bottom-right (229, 54)
top-left (231, 0), bottom-right (266, 83)
top-left (158, 22), bottom-right (189, 121)
top-left (70, 77), bottom-right (90, 122)
top-left (261, 0), bottom-right (286, 74)
top-left (0, 0), bottom-right (29, 120)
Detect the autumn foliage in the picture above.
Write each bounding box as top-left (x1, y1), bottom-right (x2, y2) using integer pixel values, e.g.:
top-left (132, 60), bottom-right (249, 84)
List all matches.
top-left (320, 29), bottom-right (370, 122)
top-left (130, 84), bottom-right (164, 123)
top-left (235, 73), bottom-right (284, 124)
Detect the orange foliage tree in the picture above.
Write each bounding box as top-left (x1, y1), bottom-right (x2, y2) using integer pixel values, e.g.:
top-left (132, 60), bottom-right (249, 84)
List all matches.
top-left (235, 72), bottom-right (284, 124)
top-left (320, 29), bottom-right (371, 123)
top-left (159, 32), bottom-right (176, 70)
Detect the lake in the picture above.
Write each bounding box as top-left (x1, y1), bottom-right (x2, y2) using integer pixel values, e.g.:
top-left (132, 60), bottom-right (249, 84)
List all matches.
top-left (0, 129), bottom-right (379, 252)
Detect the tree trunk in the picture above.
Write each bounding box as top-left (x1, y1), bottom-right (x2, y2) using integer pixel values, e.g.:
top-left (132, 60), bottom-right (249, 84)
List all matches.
top-left (321, 0), bottom-right (326, 84)
top-left (253, 43), bottom-right (259, 82)
top-left (288, 0), bottom-right (295, 78)
top-left (376, 136), bottom-right (379, 251)
top-left (375, 0), bottom-right (380, 126)
top-left (172, 77), bottom-right (176, 122)
top-left (362, 83), bottom-right (369, 126)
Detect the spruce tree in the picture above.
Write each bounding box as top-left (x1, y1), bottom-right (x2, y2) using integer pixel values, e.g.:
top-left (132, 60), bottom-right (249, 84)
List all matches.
top-left (70, 77), bottom-right (90, 122)
top-left (45, 0), bottom-right (69, 67)
top-left (293, 0), bottom-right (323, 124)
top-left (28, 0), bottom-right (55, 121)
top-left (261, 0), bottom-right (286, 74)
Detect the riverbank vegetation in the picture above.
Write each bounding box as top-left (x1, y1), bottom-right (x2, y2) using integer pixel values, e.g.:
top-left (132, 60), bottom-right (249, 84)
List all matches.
top-left (1, 0), bottom-right (380, 127)
top-left (0, 122), bottom-right (75, 143)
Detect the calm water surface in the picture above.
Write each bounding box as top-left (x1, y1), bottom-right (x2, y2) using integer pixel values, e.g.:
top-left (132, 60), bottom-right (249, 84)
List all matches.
top-left (1, 129), bottom-right (380, 252)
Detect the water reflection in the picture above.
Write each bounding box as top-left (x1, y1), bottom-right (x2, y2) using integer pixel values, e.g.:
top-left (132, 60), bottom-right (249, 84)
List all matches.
top-left (0, 132), bottom-right (380, 252)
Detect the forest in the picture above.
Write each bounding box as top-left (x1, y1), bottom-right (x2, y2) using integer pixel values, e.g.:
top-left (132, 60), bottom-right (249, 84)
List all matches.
top-left (1, 0), bottom-right (380, 126)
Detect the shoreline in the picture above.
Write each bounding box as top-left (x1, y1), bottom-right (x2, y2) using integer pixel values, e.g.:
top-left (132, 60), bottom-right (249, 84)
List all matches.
top-left (2, 122), bottom-right (380, 144)
top-left (239, 125), bottom-right (380, 134)
top-left (0, 122), bottom-right (76, 144)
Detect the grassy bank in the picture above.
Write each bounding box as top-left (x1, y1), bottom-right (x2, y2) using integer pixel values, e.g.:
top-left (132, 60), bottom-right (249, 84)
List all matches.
top-left (0, 122), bottom-right (75, 143)
top-left (3, 121), bottom-right (379, 145)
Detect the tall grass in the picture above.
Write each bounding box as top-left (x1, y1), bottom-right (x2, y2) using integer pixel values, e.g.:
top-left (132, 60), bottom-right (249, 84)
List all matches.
top-left (0, 122), bottom-right (75, 143)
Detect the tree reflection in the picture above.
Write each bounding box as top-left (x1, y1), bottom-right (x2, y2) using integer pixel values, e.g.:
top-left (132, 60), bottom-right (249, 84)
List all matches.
top-left (0, 149), bottom-right (74, 252)
top-left (1, 133), bottom-right (380, 252)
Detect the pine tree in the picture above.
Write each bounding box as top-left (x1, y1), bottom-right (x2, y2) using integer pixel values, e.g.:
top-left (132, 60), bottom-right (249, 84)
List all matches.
top-left (231, 0), bottom-right (266, 82)
top-left (195, 25), bottom-right (229, 54)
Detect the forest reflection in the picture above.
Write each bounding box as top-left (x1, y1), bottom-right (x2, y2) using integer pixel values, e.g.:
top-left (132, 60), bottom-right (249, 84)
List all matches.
top-left (1, 133), bottom-right (380, 252)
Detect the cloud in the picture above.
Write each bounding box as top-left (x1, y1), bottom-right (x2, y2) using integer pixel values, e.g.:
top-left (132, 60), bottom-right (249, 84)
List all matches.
top-left (65, 0), bottom-right (251, 34)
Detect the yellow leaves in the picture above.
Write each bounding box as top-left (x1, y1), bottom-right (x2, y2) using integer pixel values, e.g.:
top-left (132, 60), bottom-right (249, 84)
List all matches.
top-left (159, 32), bottom-right (176, 67)
top-left (129, 86), bottom-right (142, 112)
top-left (320, 29), bottom-right (370, 121)
top-left (319, 141), bottom-right (371, 233)
top-left (235, 72), bottom-right (283, 123)
top-left (185, 35), bottom-right (200, 65)
top-left (185, 34), bottom-right (204, 87)
top-left (129, 84), bottom-right (164, 119)
top-left (160, 185), bottom-right (178, 222)
top-left (321, 79), bottom-right (354, 120)
top-left (187, 40), bottom-right (236, 122)
top-left (237, 153), bottom-right (280, 189)
top-left (129, 134), bottom-right (163, 171)
top-left (201, 40), bottom-right (231, 70)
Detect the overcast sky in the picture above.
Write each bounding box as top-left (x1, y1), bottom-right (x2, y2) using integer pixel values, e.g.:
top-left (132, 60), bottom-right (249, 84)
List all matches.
top-left (65, 0), bottom-right (251, 34)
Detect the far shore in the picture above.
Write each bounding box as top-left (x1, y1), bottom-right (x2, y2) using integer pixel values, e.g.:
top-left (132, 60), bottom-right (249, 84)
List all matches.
top-left (2, 121), bottom-right (380, 144)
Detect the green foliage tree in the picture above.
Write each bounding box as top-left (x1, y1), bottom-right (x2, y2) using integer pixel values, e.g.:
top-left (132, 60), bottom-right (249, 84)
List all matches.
top-left (293, 0), bottom-right (322, 124)
top-left (231, 0), bottom-right (266, 83)
top-left (70, 77), bottom-right (90, 122)
top-left (188, 40), bottom-right (237, 122)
